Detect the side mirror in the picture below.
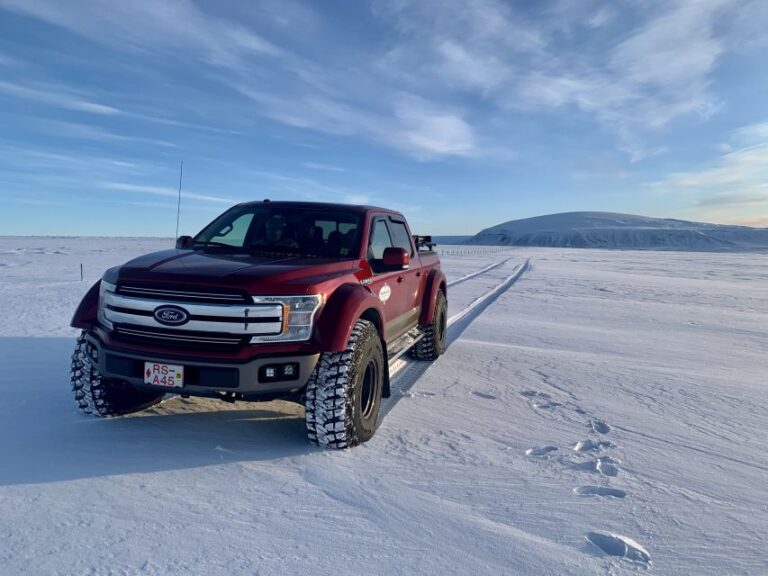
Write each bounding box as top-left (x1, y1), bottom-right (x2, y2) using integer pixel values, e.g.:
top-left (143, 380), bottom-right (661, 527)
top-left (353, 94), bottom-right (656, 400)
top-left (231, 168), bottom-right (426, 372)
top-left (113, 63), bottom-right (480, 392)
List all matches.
top-left (176, 235), bottom-right (193, 249)
top-left (382, 247), bottom-right (410, 270)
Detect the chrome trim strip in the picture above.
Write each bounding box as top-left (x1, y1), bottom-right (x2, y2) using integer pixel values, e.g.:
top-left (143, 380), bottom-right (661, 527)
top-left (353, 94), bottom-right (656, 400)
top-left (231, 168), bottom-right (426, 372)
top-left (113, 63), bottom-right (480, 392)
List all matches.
top-left (118, 286), bottom-right (246, 302)
top-left (105, 292), bottom-right (282, 319)
top-left (105, 310), bottom-right (282, 335)
top-left (115, 327), bottom-right (242, 344)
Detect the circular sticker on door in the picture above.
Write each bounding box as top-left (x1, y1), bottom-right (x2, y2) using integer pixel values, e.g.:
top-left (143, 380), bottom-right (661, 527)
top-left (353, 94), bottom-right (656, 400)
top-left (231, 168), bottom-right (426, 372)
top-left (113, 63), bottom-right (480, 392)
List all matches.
top-left (379, 284), bottom-right (392, 303)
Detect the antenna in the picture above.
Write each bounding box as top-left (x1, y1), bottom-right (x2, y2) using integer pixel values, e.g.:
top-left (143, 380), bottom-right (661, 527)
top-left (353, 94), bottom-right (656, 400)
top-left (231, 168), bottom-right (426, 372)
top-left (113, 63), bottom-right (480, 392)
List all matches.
top-left (175, 160), bottom-right (184, 239)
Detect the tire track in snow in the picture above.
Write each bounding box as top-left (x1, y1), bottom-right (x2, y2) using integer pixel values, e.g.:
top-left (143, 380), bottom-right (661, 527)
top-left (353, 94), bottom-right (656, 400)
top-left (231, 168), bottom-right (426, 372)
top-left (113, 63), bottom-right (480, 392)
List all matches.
top-left (380, 259), bottom-right (530, 418)
top-left (446, 256), bottom-right (515, 288)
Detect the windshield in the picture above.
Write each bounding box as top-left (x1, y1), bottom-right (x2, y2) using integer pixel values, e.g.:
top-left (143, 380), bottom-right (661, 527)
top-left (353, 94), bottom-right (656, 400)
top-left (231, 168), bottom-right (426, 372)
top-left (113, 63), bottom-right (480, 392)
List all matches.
top-left (192, 205), bottom-right (364, 258)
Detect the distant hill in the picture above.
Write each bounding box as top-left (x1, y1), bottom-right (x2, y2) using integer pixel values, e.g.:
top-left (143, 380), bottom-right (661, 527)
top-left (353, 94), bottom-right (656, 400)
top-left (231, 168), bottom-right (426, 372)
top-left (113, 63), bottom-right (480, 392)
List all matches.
top-left (466, 212), bottom-right (768, 251)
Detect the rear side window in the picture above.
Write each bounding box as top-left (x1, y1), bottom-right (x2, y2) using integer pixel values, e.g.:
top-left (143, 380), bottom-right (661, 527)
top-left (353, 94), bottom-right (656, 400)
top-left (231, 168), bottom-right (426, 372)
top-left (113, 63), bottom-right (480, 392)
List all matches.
top-left (388, 220), bottom-right (413, 256)
top-left (368, 219), bottom-right (393, 260)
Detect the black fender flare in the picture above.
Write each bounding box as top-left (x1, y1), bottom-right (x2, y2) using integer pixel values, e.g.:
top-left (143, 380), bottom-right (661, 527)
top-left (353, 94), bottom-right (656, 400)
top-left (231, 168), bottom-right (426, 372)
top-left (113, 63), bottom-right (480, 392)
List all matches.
top-left (71, 280), bottom-right (101, 330)
top-left (419, 268), bottom-right (447, 325)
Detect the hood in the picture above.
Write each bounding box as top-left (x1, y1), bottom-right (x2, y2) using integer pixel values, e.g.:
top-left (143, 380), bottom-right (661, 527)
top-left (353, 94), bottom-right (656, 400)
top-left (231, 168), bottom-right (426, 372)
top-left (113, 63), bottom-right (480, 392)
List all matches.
top-left (115, 249), bottom-right (357, 293)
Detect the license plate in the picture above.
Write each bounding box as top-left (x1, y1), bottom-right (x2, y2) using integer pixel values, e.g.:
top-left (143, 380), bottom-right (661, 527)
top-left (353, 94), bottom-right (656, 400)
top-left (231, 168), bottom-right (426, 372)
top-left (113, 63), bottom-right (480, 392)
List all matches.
top-left (144, 362), bottom-right (184, 388)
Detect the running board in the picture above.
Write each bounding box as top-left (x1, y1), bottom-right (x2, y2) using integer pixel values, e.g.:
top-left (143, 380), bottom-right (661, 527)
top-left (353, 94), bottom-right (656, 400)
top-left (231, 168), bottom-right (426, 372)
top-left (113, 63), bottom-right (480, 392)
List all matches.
top-left (387, 328), bottom-right (424, 366)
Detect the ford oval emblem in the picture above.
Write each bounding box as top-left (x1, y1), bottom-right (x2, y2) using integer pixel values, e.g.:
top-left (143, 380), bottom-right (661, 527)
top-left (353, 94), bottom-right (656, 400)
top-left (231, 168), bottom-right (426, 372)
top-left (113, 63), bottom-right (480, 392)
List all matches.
top-left (153, 305), bottom-right (190, 326)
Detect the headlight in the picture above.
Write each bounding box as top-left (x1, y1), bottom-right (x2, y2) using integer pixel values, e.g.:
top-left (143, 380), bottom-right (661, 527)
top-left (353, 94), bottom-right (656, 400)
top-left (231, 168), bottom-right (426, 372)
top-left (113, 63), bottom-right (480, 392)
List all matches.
top-left (97, 280), bottom-right (117, 330)
top-left (250, 295), bottom-right (323, 343)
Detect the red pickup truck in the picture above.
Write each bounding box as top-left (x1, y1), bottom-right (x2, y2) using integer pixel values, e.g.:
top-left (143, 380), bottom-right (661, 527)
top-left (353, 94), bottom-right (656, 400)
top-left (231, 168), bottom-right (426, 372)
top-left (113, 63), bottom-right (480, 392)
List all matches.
top-left (70, 201), bottom-right (447, 448)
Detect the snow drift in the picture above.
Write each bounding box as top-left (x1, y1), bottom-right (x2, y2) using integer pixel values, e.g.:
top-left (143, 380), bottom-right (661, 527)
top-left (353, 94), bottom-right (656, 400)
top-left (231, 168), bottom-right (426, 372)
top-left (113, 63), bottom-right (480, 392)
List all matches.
top-left (467, 211), bottom-right (768, 251)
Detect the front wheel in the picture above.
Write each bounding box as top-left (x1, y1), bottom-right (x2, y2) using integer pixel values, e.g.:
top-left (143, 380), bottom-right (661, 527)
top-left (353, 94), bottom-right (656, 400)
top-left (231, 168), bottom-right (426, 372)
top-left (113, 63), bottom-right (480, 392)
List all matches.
top-left (71, 332), bottom-right (163, 417)
top-left (304, 319), bottom-right (384, 449)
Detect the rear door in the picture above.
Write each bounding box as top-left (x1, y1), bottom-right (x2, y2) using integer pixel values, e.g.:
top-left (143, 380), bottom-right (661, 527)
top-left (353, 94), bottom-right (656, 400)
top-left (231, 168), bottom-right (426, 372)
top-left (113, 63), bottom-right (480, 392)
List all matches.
top-left (387, 216), bottom-right (423, 332)
top-left (366, 216), bottom-right (411, 342)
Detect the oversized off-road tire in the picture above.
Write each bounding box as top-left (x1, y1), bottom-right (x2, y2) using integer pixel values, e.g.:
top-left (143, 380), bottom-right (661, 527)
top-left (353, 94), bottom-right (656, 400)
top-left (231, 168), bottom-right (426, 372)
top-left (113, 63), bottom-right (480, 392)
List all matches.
top-left (71, 332), bottom-right (163, 417)
top-left (412, 289), bottom-right (447, 361)
top-left (304, 319), bottom-right (384, 449)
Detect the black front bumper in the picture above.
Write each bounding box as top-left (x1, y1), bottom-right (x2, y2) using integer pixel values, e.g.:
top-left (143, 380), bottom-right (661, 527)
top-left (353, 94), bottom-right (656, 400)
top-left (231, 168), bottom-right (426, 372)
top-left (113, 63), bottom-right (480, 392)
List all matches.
top-left (85, 333), bottom-right (319, 399)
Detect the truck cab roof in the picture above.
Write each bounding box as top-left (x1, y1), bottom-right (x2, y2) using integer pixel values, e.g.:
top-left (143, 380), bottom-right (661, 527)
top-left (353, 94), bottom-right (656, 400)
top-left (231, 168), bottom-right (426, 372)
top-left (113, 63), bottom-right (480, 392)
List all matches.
top-left (237, 200), bottom-right (404, 217)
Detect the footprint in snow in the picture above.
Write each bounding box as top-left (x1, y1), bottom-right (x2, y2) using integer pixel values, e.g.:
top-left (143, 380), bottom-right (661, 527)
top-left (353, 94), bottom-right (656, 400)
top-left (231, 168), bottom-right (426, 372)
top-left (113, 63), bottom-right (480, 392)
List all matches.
top-left (595, 456), bottom-right (620, 477)
top-left (572, 456), bottom-right (621, 477)
top-left (520, 390), bottom-right (561, 409)
top-left (525, 446), bottom-right (558, 457)
top-left (573, 486), bottom-right (627, 498)
top-left (585, 531), bottom-right (650, 565)
top-left (403, 391), bottom-right (436, 398)
top-left (573, 439), bottom-right (615, 453)
top-left (521, 390), bottom-right (551, 399)
top-left (590, 419), bottom-right (611, 435)
top-left (532, 400), bottom-right (561, 409)
top-left (471, 391), bottom-right (497, 400)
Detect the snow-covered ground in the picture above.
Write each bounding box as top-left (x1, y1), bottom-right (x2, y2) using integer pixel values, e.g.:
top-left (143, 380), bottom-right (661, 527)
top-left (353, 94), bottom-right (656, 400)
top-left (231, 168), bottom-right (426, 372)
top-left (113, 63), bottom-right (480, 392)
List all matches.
top-left (1, 237), bottom-right (766, 575)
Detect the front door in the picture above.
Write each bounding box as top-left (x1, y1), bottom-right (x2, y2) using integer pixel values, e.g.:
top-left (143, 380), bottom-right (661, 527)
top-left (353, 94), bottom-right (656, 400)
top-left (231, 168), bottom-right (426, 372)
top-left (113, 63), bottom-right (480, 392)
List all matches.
top-left (366, 216), bottom-right (411, 342)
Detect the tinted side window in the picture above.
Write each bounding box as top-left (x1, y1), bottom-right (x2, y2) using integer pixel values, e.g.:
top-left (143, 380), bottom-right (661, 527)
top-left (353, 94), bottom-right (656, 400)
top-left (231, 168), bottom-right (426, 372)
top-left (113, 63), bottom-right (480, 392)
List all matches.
top-left (368, 219), bottom-right (393, 260)
top-left (388, 220), bottom-right (413, 256)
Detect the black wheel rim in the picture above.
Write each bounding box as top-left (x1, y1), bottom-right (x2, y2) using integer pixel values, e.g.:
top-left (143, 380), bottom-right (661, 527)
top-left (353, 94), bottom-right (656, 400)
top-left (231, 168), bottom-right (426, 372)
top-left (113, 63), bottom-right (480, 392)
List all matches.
top-left (437, 305), bottom-right (447, 347)
top-left (360, 358), bottom-right (379, 419)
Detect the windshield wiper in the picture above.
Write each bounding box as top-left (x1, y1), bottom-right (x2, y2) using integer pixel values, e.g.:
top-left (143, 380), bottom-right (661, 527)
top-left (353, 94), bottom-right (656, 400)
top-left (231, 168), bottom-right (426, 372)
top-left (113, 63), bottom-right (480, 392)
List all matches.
top-left (190, 240), bottom-right (238, 250)
top-left (248, 246), bottom-right (323, 259)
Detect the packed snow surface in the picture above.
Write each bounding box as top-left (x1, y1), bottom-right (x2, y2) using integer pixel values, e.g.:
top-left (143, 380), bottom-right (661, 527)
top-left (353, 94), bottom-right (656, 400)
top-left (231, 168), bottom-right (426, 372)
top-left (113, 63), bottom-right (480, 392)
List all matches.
top-left (468, 211), bottom-right (768, 251)
top-left (1, 236), bottom-right (767, 575)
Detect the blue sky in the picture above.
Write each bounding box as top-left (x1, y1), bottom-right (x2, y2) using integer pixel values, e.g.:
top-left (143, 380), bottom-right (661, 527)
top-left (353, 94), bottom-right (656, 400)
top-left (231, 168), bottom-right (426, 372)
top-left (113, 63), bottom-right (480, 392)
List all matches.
top-left (1, 0), bottom-right (767, 236)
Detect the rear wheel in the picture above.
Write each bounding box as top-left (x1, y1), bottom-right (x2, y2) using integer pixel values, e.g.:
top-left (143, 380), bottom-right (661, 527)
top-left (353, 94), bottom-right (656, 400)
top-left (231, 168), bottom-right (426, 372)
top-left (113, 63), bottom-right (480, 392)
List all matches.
top-left (304, 319), bottom-right (384, 449)
top-left (71, 332), bottom-right (163, 417)
top-left (413, 290), bottom-right (447, 360)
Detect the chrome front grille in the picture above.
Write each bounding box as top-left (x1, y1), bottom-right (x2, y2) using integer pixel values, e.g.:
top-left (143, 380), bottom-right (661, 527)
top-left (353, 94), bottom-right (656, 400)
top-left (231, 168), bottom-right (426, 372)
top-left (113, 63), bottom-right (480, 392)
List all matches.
top-left (107, 284), bottom-right (284, 346)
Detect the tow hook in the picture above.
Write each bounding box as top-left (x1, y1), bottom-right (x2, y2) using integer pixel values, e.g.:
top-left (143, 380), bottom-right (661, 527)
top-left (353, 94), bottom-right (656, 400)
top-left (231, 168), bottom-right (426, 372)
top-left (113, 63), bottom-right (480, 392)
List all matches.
top-left (217, 392), bottom-right (239, 403)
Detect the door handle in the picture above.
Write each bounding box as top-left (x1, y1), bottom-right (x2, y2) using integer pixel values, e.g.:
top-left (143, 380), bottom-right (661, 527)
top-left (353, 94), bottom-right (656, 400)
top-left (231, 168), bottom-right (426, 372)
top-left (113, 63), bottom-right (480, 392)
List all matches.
top-left (397, 275), bottom-right (404, 283)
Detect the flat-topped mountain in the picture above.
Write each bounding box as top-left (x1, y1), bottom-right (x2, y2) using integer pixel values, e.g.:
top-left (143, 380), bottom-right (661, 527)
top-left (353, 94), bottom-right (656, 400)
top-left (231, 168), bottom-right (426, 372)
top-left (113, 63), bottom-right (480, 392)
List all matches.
top-left (466, 212), bottom-right (768, 251)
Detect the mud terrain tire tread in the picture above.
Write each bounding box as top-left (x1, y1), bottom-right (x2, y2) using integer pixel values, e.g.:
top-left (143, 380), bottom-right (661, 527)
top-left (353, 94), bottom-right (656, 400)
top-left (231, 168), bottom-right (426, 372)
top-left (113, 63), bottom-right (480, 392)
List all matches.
top-left (305, 319), bottom-right (384, 449)
top-left (413, 290), bottom-right (447, 361)
top-left (71, 331), bottom-right (163, 417)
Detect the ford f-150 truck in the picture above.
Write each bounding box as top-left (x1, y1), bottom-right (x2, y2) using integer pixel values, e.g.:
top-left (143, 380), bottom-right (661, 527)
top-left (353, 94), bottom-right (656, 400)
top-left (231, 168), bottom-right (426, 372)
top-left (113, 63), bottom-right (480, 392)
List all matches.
top-left (70, 201), bottom-right (447, 448)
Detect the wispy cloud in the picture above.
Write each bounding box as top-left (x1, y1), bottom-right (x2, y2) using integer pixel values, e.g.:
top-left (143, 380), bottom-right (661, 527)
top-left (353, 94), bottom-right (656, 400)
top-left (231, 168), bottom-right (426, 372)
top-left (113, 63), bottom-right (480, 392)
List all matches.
top-left (731, 120), bottom-right (768, 146)
top-left (0, 0), bottom-right (284, 70)
top-left (653, 120), bottom-right (768, 222)
top-left (0, 0), bottom-right (748, 164)
top-left (512, 1), bottom-right (729, 159)
top-left (393, 97), bottom-right (475, 158)
top-left (368, 0), bottom-right (736, 160)
top-left (665, 144), bottom-right (768, 189)
top-left (35, 119), bottom-right (176, 148)
top-left (0, 144), bottom-right (142, 174)
top-left (586, 6), bottom-right (616, 29)
top-left (8, 196), bottom-right (69, 207)
top-left (303, 162), bottom-right (348, 172)
top-left (238, 87), bottom-right (478, 160)
top-left (0, 80), bottom-right (120, 114)
top-left (694, 189), bottom-right (768, 207)
top-left (100, 182), bottom-right (235, 204)
top-left (1, 0), bottom-right (767, 225)
top-left (0, 52), bottom-right (20, 66)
